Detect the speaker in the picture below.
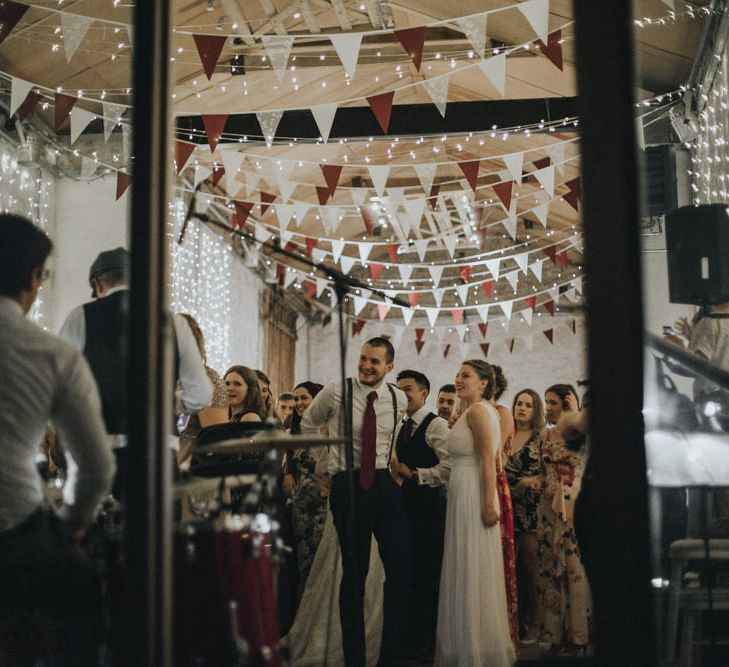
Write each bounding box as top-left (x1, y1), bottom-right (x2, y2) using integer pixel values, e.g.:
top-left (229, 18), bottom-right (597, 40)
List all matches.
top-left (666, 204), bottom-right (729, 305)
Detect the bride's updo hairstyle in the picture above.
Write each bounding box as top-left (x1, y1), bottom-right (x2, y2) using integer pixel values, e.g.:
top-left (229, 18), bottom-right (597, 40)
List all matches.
top-left (463, 359), bottom-right (496, 401)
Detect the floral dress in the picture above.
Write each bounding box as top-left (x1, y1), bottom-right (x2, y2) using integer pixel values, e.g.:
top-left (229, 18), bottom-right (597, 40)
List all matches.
top-left (505, 431), bottom-right (541, 534)
top-left (536, 426), bottom-right (591, 647)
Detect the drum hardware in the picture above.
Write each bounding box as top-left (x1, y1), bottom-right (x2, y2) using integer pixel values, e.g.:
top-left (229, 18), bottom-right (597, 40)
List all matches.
top-left (195, 434), bottom-right (347, 455)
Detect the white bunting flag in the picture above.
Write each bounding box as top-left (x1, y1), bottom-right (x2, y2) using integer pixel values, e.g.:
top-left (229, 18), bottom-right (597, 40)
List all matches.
top-left (456, 325), bottom-right (467, 342)
top-left (428, 264), bottom-right (444, 286)
top-left (220, 149), bottom-right (245, 182)
top-left (476, 305), bottom-right (489, 323)
top-left (395, 211), bottom-right (412, 237)
top-left (534, 165), bottom-right (555, 197)
top-left (522, 308), bottom-right (533, 326)
top-left (388, 187), bottom-right (406, 202)
top-left (502, 209), bottom-right (518, 241)
top-left (79, 156), bottom-right (97, 180)
top-left (102, 102), bottom-right (125, 142)
top-left (456, 14), bottom-right (487, 57)
top-left (350, 187), bottom-right (367, 206)
top-left (311, 103), bottom-right (338, 143)
top-left (402, 306), bottom-right (415, 326)
top-left (433, 288), bottom-right (445, 307)
top-left (340, 255), bottom-right (357, 274)
top-left (70, 107), bottom-right (96, 144)
top-left (485, 258), bottom-right (501, 281)
top-left (194, 165), bottom-right (212, 187)
top-left (358, 242), bottom-right (372, 263)
top-left (502, 152), bottom-right (524, 182)
top-left (549, 285), bottom-right (560, 302)
top-left (330, 33), bottom-right (363, 80)
top-left (479, 53), bottom-right (506, 96)
top-left (500, 300), bottom-right (513, 320)
top-left (573, 276), bottom-right (583, 293)
top-left (533, 202), bottom-right (549, 227)
top-left (423, 75), bottom-right (449, 117)
top-left (329, 289), bottom-right (338, 308)
top-left (316, 278), bottom-right (328, 297)
top-left (331, 239), bottom-right (345, 263)
top-left (368, 165), bottom-right (390, 197)
top-left (426, 307), bottom-right (439, 327)
top-left (443, 234), bottom-right (458, 258)
top-left (281, 228), bottom-right (295, 245)
top-left (456, 283), bottom-right (470, 305)
top-left (564, 287), bottom-right (577, 301)
top-left (322, 207), bottom-right (343, 234)
top-left (122, 123), bottom-right (132, 162)
top-left (399, 264), bottom-right (413, 285)
top-left (545, 141), bottom-right (566, 175)
top-left (414, 163), bottom-right (437, 197)
top-left (275, 204), bottom-right (296, 230)
top-left (293, 203), bottom-right (309, 227)
top-left (256, 110), bottom-right (284, 148)
top-left (529, 259), bottom-right (543, 281)
top-left (513, 252), bottom-right (529, 275)
top-left (9, 78), bottom-right (33, 118)
top-left (255, 222), bottom-right (272, 243)
top-left (504, 271), bottom-right (519, 292)
top-left (353, 296), bottom-right (367, 315)
top-left (517, 0), bottom-right (550, 42)
top-left (311, 248), bottom-right (327, 263)
top-left (414, 239), bottom-right (429, 262)
top-left (278, 179), bottom-right (296, 203)
top-left (661, 0), bottom-right (675, 9)
top-left (261, 35), bottom-right (294, 81)
top-left (403, 198), bottom-right (426, 230)
top-left (61, 12), bottom-right (93, 63)
top-left (283, 268), bottom-right (297, 289)
top-left (245, 171), bottom-right (260, 196)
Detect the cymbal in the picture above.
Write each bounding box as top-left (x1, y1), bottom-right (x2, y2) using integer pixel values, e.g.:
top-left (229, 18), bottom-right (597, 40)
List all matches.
top-left (195, 433), bottom-right (347, 455)
top-left (172, 474), bottom-right (256, 500)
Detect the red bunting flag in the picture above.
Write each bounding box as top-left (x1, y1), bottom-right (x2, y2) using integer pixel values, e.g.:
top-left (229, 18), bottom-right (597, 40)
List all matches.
top-left (459, 265), bottom-right (472, 283)
top-left (458, 160), bottom-right (480, 193)
top-left (284, 241), bottom-right (299, 254)
top-left (533, 156), bottom-right (551, 170)
top-left (443, 344), bottom-right (451, 358)
top-left (260, 192), bottom-right (276, 215)
top-left (211, 164), bottom-right (225, 187)
top-left (415, 340), bottom-right (425, 354)
top-left (369, 263), bottom-right (384, 281)
top-left (116, 171), bottom-right (130, 200)
top-left (556, 250), bottom-right (568, 268)
top-left (480, 343), bottom-right (490, 358)
top-left (359, 205), bottom-right (376, 235)
top-left (232, 201), bottom-right (253, 229)
top-left (192, 34), bottom-right (227, 80)
top-left (320, 164), bottom-right (343, 197)
top-left (54, 93), bottom-right (77, 131)
top-left (482, 281), bottom-right (494, 297)
top-left (0, 2), bottom-right (28, 46)
top-left (394, 26), bottom-right (427, 71)
top-left (543, 329), bottom-right (554, 344)
top-left (564, 177), bottom-right (581, 211)
top-left (408, 292), bottom-right (420, 306)
top-left (544, 299), bottom-right (556, 316)
top-left (305, 238), bottom-right (317, 256)
top-left (366, 91), bottom-right (395, 134)
top-left (275, 263), bottom-right (285, 281)
top-left (316, 186), bottom-right (330, 206)
top-left (478, 322), bottom-right (488, 338)
top-left (202, 114), bottom-right (228, 153)
top-left (175, 141), bottom-right (196, 175)
top-left (525, 295), bottom-right (537, 311)
top-left (508, 338), bottom-right (515, 353)
top-left (352, 319), bottom-right (366, 336)
top-left (415, 328), bottom-right (425, 341)
top-left (492, 180), bottom-right (514, 210)
top-left (387, 243), bottom-right (399, 263)
top-left (305, 281), bottom-right (317, 299)
top-left (16, 90), bottom-right (41, 122)
top-left (537, 30), bottom-right (564, 71)
top-left (451, 309), bottom-right (463, 325)
top-left (427, 184), bottom-right (440, 210)
top-left (544, 245), bottom-right (558, 264)
top-left (377, 303), bottom-right (389, 322)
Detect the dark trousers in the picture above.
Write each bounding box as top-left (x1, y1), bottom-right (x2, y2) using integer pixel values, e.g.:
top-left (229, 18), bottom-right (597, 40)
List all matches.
top-left (401, 483), bottom-right (446, 659)
top-left (0, 508), bottom-right (101, 665)
top-left (330, 469), bottom-right (413, 667)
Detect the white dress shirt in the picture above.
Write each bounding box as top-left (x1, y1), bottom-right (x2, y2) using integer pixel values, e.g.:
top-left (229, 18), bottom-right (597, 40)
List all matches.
top-left (300, 377), bottom-right (407, 476)
top-left (59, 287), bottom-right (213, 416)
top-left (403, 404), bottom-right (451, 487)
top-left (0, 296), bottom-right (115, 531)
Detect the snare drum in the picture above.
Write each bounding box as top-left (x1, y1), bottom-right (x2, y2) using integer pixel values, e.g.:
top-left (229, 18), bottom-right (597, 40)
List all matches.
top-left (174, 515), bottom-right (282, 666)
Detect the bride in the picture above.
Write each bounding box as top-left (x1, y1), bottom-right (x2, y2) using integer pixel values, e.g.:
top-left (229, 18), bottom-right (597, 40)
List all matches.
top-left (435, 359), bottom-right (515, 667)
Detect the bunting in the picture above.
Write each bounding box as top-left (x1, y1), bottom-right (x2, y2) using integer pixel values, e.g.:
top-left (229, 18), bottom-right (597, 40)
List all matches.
top-left (192, 34), bottom-right (227, 80)
top-left (116, 171), bottom-right (130, 200)
top-left (202, 114), bottom-right (228, 153)
top-left (61, 12), bottom-right (93, 63)
top-left (311, 103), bottom-right (338, 143)
top-left (394, 27), bottom-right (427, 71)
top-left (366, 91), bottom-right (395, 134)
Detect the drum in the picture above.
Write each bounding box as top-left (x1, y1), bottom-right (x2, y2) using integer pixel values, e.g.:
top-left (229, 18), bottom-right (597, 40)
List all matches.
top-left (174, 515), bottom-right (282, 666)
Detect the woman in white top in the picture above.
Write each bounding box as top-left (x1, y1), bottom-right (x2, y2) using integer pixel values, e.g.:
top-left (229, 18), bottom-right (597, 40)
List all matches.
top-left (435, 359), bottom-right (515, 667)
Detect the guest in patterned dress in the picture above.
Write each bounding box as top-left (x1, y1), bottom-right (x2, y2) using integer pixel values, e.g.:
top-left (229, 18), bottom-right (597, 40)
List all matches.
top-left (535, 384), bottom-right (591, 656)
top-left (505, 388), bottom-right (545, 644)
top-left (283, 381), bottom-right (328, 593)
top-left (490, 366), bottom-right (519, 653)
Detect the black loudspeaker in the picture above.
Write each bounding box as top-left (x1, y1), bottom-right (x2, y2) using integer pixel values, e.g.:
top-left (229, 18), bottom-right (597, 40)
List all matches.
top-left (666, 203), bottom-right (729, 305)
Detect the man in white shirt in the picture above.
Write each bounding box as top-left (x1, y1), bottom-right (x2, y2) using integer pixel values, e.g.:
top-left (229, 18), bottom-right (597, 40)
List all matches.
top-left (393, 370), bottom-right (450, 663)
top-left (301, 337), bottom-right (410, 667)
top-left (436, 383), bottom-right (457, 422)
top-left (0, 214), bottom-right (115, 663)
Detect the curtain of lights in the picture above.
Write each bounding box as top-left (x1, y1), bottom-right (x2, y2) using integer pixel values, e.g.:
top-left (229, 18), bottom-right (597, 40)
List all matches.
top-left (169, 199), bottom-right (232, 373)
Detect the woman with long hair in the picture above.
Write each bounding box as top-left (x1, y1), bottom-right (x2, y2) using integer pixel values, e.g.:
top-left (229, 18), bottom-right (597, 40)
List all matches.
top-left (435, 359), bottom-right (515, 666)
top-left (224, 365), bottom-right (265, 423)
top-left (505, 388), bottom-right (546, 644)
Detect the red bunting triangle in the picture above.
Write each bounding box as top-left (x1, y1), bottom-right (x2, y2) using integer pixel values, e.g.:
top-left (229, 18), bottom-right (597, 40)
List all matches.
top-left (525, 295), bottom-right (537, 312)
top-left (276, 263), bottom-right (285, 281)
top-left (16, 90), bottom-right (41, 122)
top-left (284, 241), bottom-right (299, 254)
top-left (415, 340), bottom-right (425, 355)
top-left (366, 91), bottom-right (395, 134)
top-left (175, 141), bottom-right (196, 175)
top-left (427, 184), bottom-right (440, 210)
top-left (305, 238), bottom-right (317, 256)
top-left (478, 322), bottom-right (488, 337)
top-left (537, 30), bottom-right (564, 72)
top-left (544, 299), bottom-right (556, 316)
top-left (556, 250), bottom-right (568, 268)
top-left (116, 171), bottom-right (130, 200)
top-left (202, 114), bottom-right (228, 153)
top-left (451, 309), bottom-right (463, 325)
top-left (394, 26), bottom-right (427, 71)
top-left (54, 93), bottom-right (77, 131)
top-left (305, 281), bottom-right (317, 299)
top-left (387, 243), bottom-right (399, 263)
top-left (316, 185), bottom-right (330, 206)
top-left (443, 344), bottom-right (451, 358)
top-left (459, 265), bottom-right (472, 283)
top-left (543, 329), bottom-right (554, 344)
top-left (211, 164), bottom-right (225, 187)
top-left (508, 338), bottom-right (515, 353)
top-left (480, 343), bottom-right (490, 358)
top-left (544, 245), bottom-right (558, 264)
top-left (320, 164), bottom-right (343, 197)
top-left (492, 180), bottom-right (514, 210)
top-left (369, 263), bottom-right (384, 281)
top-left (564, 177), bottom-right (581, 211)
top-left (408, 292), bottom-right (420, 306)
top-left (0, 2), bottom-right (28, 46)
top-left (482, 281), bottom-right (494, 298)
top-left (533, 156), bottom-right (551, 170)
top-left (192, 34), bottom-right (227, 80)
top-left (260, 192), bottom-right (276, 215)
top-left (359, 205), bottom-right (376, 235)
top-left (232, 201), bottom-right (253, 229)
top-left (458, 160), bottom-right (480, 193)
top-left (415, 328), bottom-right (425, 341)
top-left (352, 319), bottom-right (366, 336)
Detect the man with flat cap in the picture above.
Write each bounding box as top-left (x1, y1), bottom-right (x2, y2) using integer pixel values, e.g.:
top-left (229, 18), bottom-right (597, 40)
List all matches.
top-left (60, 247), bottom-right (212, 497)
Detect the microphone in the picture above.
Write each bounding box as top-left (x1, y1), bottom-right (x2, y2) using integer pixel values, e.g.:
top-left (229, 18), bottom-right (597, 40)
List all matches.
top-left (177, 182), bottom-right (203, 245)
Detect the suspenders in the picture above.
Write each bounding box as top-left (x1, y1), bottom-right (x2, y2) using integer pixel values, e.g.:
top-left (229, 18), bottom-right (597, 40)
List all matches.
top-left (346, 377), bottom-right (399, 467)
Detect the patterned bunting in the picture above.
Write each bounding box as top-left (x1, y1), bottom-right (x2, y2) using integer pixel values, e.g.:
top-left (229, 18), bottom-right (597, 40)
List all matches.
top-left (456, 14), bottom-right (487, 57)
top-left (261, 35), bottom-right (294, 80)
top-left (423, 75), bottom-right (449, 117)
top-left (192, 34), bottom-right (227, 80)
top-left (61, 12), bottom-right (93, 63)
top-left (256, 110), bottom-right (284, 148)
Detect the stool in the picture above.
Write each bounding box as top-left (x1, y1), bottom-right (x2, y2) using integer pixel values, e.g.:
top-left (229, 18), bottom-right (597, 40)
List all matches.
top-left (666, 539), bottom-right (729, 664)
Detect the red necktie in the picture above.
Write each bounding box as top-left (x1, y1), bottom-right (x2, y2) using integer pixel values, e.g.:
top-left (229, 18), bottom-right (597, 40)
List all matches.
top-left (359, 391), bottom-right (378, 490)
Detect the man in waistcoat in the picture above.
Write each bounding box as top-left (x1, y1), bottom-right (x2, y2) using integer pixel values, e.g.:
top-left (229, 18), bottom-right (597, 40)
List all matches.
top-left (393, 370), bottom-right (450, 664)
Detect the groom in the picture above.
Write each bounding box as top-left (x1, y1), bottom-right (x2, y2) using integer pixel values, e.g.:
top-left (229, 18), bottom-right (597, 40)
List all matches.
top-left (301, 337), bottom-right (411, 666)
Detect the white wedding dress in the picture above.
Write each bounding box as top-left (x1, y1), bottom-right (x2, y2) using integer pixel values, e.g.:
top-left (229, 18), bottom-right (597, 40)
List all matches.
top-left (435, 402), bottom-right (515, 667)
